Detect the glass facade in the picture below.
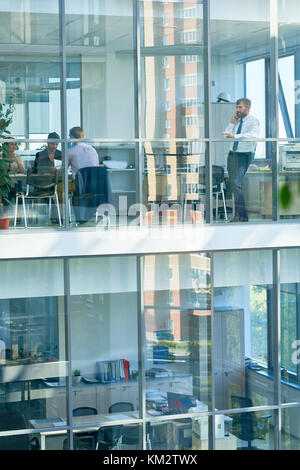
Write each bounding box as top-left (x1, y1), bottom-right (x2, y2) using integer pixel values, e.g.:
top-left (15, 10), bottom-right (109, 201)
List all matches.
top-left (0, 249), bottom-right (297, 450)
top-left (1, 0), bottom-right (300, 229)
top-left (1, 0), bottom-right (300, 453)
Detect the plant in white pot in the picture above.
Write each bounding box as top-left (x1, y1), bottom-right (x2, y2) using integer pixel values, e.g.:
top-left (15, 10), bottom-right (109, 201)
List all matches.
top-left (0, 103), bottom-right (15, 229)
top-left (73, 369), bottom-right (81, 384)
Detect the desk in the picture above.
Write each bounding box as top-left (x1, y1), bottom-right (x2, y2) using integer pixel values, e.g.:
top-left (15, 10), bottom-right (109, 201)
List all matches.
top-left (192, 432), bottom-right (237, 450)
top-left (30, 410), bottom-right (237, 450)
top-left (9, 171), bottom-right (72, 184)
top-left (30, 411), bottom-right (138, 450)
top-left (244, 170), bottom-right (300, 216)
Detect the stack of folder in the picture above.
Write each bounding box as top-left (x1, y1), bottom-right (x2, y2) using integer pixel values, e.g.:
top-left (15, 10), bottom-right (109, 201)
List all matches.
top-left (96, 358), bottom-right (130, 383)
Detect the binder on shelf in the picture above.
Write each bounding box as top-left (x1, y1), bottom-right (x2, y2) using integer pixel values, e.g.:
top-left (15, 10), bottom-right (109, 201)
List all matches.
top-left (96, 358), bottom-right (131, 383)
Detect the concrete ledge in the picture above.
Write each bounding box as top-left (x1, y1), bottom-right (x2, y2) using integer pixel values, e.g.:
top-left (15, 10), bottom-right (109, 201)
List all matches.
top-left (0, 221), bottom-right (300, 259)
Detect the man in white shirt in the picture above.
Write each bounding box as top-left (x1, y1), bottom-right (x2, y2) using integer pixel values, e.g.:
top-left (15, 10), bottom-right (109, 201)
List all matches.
top-left (68, 126), bottom-right (99, 179)
top-left (222, 98), bottom-right (260, 222)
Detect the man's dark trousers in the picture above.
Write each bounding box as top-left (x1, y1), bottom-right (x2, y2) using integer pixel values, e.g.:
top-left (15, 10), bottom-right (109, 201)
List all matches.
top-left (227, 150), bottom-right (252, 220)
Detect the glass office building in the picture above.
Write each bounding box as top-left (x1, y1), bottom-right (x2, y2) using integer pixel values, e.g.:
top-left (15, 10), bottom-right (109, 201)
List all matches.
top-left (0, 0), bottom-right (300, 451)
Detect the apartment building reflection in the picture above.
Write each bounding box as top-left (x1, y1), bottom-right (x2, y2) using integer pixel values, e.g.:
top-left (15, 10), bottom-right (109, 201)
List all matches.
top-left (142, 1), bottom-right (205, 217)
top-left (144, 253), bottom-right (211, 404)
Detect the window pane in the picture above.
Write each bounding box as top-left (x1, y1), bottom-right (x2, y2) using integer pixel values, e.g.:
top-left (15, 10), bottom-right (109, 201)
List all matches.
top-left (210, 0), bottom-right (270, 139)
top-left (69, 257), bottom-right (139, 419)
top-left (278, 139), bottom-right (300, 221)
top-left (60, 424), bottom-right (142, 451)
top-left (210, 0), bottom-right (270, 225)
top-left (69, 142), bottom-right (138, 229)
top-left (278, 1), bottom-right (300, 139)
top-left (222, 409), bottom-right (275, 450)
top-left (281, 249), bottom-right (300, 401)
top-left (282, 407), bottom-right (300, 450)
top-left (144, 253), bottom-right (211, 418)
top-left (65, 0), bottom-right (135, 139)
top-left (2, 140), bottom-right (66, 229)
top-left (149, 416), bottom-right (210, 451)
top-left (140, 1), bottom-right (204, 139)
top-left (213, 250), bottom-right (274, 410)
top-left (0, 1), bottom-right (61, 138)
top-left (0, 259), bottom-right (66, 438)
top-left (278, 3), bottom-right (300, 221)
top-left (142, 141), bottom-right (206, 226)
top-left (246, 60), bottom-right (266, 158)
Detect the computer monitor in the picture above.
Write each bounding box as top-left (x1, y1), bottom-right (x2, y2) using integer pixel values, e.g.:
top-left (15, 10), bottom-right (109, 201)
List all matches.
top-left (167, 392), bottom-right (196, 414)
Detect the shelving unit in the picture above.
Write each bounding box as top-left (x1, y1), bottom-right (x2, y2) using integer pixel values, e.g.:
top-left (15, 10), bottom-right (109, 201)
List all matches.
top-left (106, 168), bottom-right (137, 214)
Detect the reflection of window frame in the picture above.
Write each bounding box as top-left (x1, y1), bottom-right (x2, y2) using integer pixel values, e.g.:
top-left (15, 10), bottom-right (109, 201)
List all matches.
top-left (163, 78), bottom-right (170, 91)
top-left (249, 282), bottom-right (300, 385)
top-left (182, 7), bottom-right (196, 19)
top-left (181, 30), bottom-right (197, 44)
top-left (181, 55), bottom-right (199, 64)
top-left (183, 116), bottom-right (200, 127)
top-left (167, 291), bottom-right (174, 306)
top-left (245, 54), bottom-right (297, 156)
top-left (183, 74), bottom-right (198, 87)
top-left (162, 13), bottom-right (168, 26)
top-left (0, 296), bottom-right (59, 365)
top-left (162, 57), bottom-right (170, 69)
top-left (280, 283), bottom-right (300, 382)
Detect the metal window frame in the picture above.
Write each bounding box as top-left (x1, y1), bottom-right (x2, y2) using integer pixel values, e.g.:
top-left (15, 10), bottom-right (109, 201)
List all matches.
top-left (1, 0), bottom-right (300, 452)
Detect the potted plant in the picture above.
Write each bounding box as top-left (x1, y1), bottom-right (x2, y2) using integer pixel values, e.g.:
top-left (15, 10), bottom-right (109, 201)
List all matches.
top-left (0, 103), bottom-right (15, 229)
top-left (73, 369), bottom-right (81, 384)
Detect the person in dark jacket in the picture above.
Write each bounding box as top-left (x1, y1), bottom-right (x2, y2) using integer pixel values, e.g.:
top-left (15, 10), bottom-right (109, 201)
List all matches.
top-left (33, 132), bottom-right (62, 174)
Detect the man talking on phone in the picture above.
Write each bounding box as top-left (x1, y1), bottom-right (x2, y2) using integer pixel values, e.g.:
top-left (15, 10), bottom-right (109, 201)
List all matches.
top-left (222, 98), bottom-right (260, 222)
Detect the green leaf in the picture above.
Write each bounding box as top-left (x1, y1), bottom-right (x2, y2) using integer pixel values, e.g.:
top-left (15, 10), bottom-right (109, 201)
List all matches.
top-left (280, 183), bottom-right (292, 208)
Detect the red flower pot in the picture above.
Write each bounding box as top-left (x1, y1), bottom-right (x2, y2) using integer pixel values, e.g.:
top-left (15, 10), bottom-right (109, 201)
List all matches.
top-left (0, 217), bottom-right (10, 229)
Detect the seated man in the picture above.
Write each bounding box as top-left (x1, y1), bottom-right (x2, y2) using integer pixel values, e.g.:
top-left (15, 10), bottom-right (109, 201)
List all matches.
top-left (68, 126), bottom-right (99, 179)
top-left (33, 132), bottom-right (62, 174)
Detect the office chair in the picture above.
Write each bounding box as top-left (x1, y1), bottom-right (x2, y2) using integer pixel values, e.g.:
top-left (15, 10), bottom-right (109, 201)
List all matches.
top-left (96, 424), bottom-right (124, 450)
top-left (96, 401), bottom-right (132, 452)
top-left (14, 168), bottom-right (62, 228)
top-left (197, 165), bottom-right (228, 221)
top-left (72, 407), bottom-right (97, 417)
top-left (63, 407), bottom-right (98, 450)
top-left (0, 412), bottom-right (39, 450)
top-left (63, 434), bottom-right (96, 451)
top-left (231, 395), bottom-right (271, 450)
top-left (102, 401), bottom-right (139, 449)
top-left (73, 166), bottom-right (108, 224)
top-left (108, 402), bottom-right (134, 414)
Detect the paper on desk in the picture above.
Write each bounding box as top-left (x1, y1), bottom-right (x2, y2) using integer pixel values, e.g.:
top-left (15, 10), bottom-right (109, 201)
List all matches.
top-left (53, 420), bottom-right (67, 427)
top-left (105, 413), bottom-right (136, 421)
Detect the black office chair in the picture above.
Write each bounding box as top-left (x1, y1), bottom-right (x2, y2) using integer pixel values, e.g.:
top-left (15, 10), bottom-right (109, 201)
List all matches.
top-left (96, 400), bottom-right (132, 451)
top-left (108, 402), bottom-right (134, 414)
top-left (96, 425), bottom-right (124, 450)
top-left (63, 407), bottom-right (98, 450)
top-left (72, 407), bottom-right (97, 417)
top-left (231, 395), bottom-right (271, 450)
top-left (73, 166), bottom-right (108, 224)
top-left (198, 165), bottom-right (228, 221)
top-left (108, 402), bottom-right (140, 450)
top-left (0, 412), bottom-right (39, 450)
top-left (14, 168), bottom-right (62, 228)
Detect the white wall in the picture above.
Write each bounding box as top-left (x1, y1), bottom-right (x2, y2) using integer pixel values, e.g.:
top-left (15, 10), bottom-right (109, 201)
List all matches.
top-left (70, 292), bottom-right (138, 376)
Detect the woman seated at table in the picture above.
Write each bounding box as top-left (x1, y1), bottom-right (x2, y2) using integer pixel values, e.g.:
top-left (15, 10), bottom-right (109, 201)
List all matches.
top-left (1, 138), bottom-right (25, 205)
top-left (2, 138), bottom-right (26, 175)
